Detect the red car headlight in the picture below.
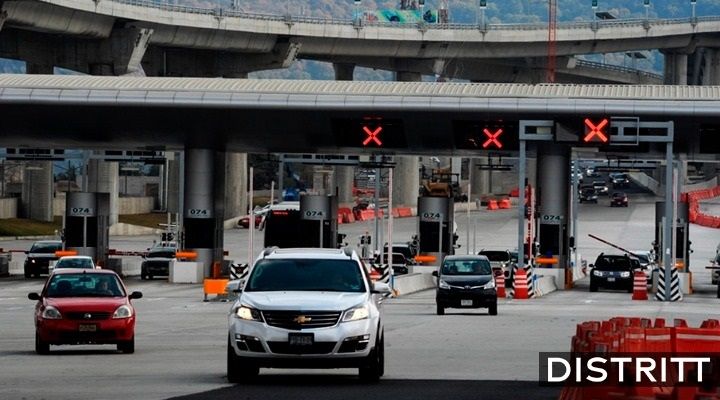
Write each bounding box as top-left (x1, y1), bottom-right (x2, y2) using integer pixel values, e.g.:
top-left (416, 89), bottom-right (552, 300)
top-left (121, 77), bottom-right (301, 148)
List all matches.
top-left (41, 306), bottom-right (62, 320)
top-left (112, 305), bottom-right (133, 319)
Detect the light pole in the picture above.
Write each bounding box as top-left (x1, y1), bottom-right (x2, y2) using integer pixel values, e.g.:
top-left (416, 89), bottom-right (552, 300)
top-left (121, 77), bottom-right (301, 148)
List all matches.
top-left (592, 0), bottom-right (598, 21)
top-left (691, 0), bottom-right (697, 21)
top-left (644, 0), bottom-right (650, 21)
top-left (354, 0), bottom-right (361, 24)
top-left (479, 0), bottom-right (487, 29)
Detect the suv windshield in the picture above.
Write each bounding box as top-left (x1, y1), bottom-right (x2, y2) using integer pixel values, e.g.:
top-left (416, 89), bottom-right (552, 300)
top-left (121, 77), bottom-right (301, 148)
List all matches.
top-left (478, 251), bottom-right (509, 262)
top-left (441, 259), bottom-right (492, 275)
top-left (45, 273), bottom-right (125, 297)
top-left (245, 259), bottom-right (366, 293)
top-left (594, 256), bottom-right (632, 271)
top-left (30, 242), bottom-right (62, 254)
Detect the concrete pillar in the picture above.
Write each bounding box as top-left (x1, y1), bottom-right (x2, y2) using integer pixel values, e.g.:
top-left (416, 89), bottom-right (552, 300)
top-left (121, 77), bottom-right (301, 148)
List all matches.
top-left (333, 63), bottom-right (355, 81)
top-left (663, 52), bottom-right (676, 85)
top-left (87, 160), bottom-right (119, 226)
top-left (335, 166), bottom-right (355, 205)
top-left (471, 158), bottom-right (490, 199)
top-left (392, 157), bottom-right (419, 207)
top-left (675, 53), bottom-right (688, 85)
top-left (183, 148), bottom-right (225, 278)
top-left (703, 49), bottom-right (713, 86)
top-left (167, 156), bottom-right (180, 214)
top-left (26, 63), bottom-right (53, 74)
top-left (21, 161), bottom-right (53, 222)
top-left (224, 152), bottom-right (247, 220)
top-left (712, 50), bottom-right (720, 85)
top-left (536, 144), bottom-right (571, 273)
top-left (396, 71), bottom-right (422, 82)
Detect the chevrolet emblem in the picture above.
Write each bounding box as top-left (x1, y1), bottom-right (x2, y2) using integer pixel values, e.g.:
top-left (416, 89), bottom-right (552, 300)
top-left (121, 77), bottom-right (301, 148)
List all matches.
top-left (83, 313), bottom-right (92, 319)
top-left (293, 315), bottom-right (312, 324)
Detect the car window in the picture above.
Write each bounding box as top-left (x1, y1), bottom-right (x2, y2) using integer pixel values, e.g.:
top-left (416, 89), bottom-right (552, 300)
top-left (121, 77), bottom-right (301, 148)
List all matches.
top-left (245, 259), bottom-right (366, 293)
top-left (441, 259), bottom-right (491, 275)
top-left (29, 242), bottom-right (62, 253)
top-left (45, 274), bottom-right (125, 297)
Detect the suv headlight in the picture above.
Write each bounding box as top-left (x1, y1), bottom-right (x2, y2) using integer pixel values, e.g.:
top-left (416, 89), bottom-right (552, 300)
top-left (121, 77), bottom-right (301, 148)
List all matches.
top-left (342, 305), bottom-right (369, 322)
top-left (235, 305), bottom-right (263, 322)
top-left (620, 271), bottom-right (631, 278)
top-left (483, 279), bottom-right (496, 289)
top-left (592, 270), bottom-right (603, 277)
top-left (112, 305), bottom-right (133, 319)
top-left (41, 306), bottom-right (62, 319)
top-left (438, 279), bottom-right (450, 289)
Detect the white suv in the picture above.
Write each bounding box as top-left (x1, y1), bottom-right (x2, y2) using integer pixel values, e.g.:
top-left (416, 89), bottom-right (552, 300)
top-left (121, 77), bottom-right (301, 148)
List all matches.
top-left (227, 247), bottom-right (389, 383)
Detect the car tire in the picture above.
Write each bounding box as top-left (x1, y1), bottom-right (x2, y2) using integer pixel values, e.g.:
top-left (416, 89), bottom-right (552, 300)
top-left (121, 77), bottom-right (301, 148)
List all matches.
top-left (24, 268), bottom-right (32, 279)
top-left (118, 337), bottom-right (135, 354)
top-left (590, 281), bottom-right (598, 292)
top-left (227, 339), bottom-right (259, 383)
top-left (489, 303), bottom-right (498, 316)
top-left (717, 284), bottom-right (720, 299)
top-left (359, 334), bottom-right (383, 383)
top-left (140, 272), bottom-right (147, 280)
top-left (35, 332), bottom-right (49, 355)
top-left (436, 305), bottom-right (445, 315)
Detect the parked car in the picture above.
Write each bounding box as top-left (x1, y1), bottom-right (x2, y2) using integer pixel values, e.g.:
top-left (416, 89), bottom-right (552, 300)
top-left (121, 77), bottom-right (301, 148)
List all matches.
top-left (28, 268), bottom-right (142, 354)
top-left (141, 244), bottom-right (177, 280)
top-left (52, 256), bottom-right (96, 271)
top-left (610, 192), bottom-right (629, 207)
top-left (24, 240), bottom-right (63, 278)
top-left (238, 205), bottom-right (270, 229)
top-left (589, 253), bottom-right (635, 293)
top-left (579, 187), bottom-right (598, 204)
top-left (433, 255), bottom-right (497, 315)
top-left (226, 247), bottom-right (389, 383)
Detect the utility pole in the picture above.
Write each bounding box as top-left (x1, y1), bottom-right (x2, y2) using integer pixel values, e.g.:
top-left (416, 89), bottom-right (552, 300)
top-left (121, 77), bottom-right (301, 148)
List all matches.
top-left (547, 0), bottom-right (557, 83)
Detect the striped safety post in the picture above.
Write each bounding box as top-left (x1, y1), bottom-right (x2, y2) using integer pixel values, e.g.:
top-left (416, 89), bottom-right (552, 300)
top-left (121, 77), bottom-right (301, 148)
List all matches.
top-left (229, 263), bottom-right (249, 281)
top-left (513, 268), bottom-right (529, 299)
top-left (524, 264), bottom-right (535, 298)
top-left (631, 270), bottom-right (648, 300)
top-left (494, 271), bottom-right (506, 298)
top-left (655, 267), bottom-right (683, 301)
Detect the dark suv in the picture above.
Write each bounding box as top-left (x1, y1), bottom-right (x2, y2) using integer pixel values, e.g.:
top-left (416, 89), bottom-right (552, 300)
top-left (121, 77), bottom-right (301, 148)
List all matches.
top-left (433, 255), bottom-right (497, 316)
top-left (24, 240), bottom-right (63, 278)
top-left (589, 253), bottom-right (635, 293)
top-left (140, 244), bottom-right (176, 280)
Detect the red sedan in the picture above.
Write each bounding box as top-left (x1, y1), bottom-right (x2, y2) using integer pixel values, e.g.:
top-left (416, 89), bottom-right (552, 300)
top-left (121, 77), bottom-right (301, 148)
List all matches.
top-left (28, 269), bottom-right (142, 354)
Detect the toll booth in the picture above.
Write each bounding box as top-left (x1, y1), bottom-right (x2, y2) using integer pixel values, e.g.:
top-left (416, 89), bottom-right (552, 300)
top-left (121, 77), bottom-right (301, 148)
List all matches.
top-left (417, 196), bottom-right (454, 266)
top-left (64, 192), bottom-right (110, 266)
top-left (655, 201), bottom-right (690, 271)
top-left (300, 194), bottom-right (338, 248)
top-left (535, 213), bottom-right (570, 288)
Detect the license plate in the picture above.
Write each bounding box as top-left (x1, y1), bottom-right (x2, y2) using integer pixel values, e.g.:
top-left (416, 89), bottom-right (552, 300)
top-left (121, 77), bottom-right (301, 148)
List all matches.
top-left (78, 324), bottom-right (97, 332)
top-left (288, 332), bottom-right (314, 347)
top-left (461, 299), bottom-right (473, 306)
top-left (607, 277), bottom-right (615, 282)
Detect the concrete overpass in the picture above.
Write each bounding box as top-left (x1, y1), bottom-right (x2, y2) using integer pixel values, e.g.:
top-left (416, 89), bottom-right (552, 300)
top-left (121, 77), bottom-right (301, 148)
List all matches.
top-left (7, 0), bottom-right (719, 83)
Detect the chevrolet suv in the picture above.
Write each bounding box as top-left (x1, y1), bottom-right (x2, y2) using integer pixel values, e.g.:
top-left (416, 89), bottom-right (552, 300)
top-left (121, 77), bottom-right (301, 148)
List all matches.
top-left (589, 253), bottom-right (635, 293)
top-left (227, 247), bottom-right (389, 383)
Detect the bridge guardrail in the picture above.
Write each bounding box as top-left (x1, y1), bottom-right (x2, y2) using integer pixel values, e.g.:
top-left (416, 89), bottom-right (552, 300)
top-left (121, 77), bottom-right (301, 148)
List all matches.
top-left (107, 0), bottom-right (720, 31)
top-left (574, 60), bottom-right (663, 80)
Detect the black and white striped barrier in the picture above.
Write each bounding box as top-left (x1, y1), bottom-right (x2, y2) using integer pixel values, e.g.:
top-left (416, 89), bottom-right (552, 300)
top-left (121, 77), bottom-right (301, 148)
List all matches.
top-left (509, 264), bottom-right (536, 298)
top-left (230, 263), bottom-right (249, 281)
top-left (655, 267), bottom-right (682, 301)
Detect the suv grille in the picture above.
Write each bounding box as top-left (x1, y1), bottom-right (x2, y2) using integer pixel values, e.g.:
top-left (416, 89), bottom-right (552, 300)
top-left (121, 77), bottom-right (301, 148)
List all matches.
top-left (65, 312), bottom-right (112, 320)
top-left (267, 341), bottom-right (336, 354)
top-left (262, 310), bottom-right (342, 330)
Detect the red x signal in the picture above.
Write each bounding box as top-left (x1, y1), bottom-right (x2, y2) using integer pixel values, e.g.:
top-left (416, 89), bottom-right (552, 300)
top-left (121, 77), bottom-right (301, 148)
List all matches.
top-left (362, 126), bottom-right (383, 146)
top-left (583, 118), bottom-right (609, 143)
top-left (482, 128), bottom-right (503, 149)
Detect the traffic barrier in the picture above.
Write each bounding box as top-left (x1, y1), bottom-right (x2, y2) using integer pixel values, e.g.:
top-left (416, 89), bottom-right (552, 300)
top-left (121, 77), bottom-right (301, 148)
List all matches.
top-left (487, 199), bottom-right (499, 210)
top-left (176, 250), bottom-right (198, 261)
top-left (397, 207), bottom-right (413, 217)
top-left (229, 263), bottom-right (249, 281)
top-left (391, 208), bottom-right (401, 218)
top-left (203, 278), bottom-right (229, 301)
top-left (495, 272), bottom-right (506, 298)
top-left (55, 250), bottom-right (78, 257)
top-left (498, 198), bottom-right (511, 209)
top-left (512, 268), bottom-right (529, 299)
top-left (632, 270), bottom-right (648, 300)
top-left (525, 264), bottom-right (535, 298)
top-left (371, 264), bottom-right (390, 284)
top-left (414, 254), bottom-right (436, 263)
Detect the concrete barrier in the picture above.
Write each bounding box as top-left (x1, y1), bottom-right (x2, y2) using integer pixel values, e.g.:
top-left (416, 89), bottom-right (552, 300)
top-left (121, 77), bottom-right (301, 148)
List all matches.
top-left (392, 272), bottom-right (435, 296)
top-left (533, 275), bottom-right (558, 297)
top-left (628, 171), bottom-right (660, 195)
top-left (534, 267), bottom-right (564, 294)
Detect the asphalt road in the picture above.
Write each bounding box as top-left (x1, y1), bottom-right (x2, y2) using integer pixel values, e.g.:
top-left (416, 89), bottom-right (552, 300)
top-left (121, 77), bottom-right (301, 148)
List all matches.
top-left (1, 193), bottom-right (719, 400)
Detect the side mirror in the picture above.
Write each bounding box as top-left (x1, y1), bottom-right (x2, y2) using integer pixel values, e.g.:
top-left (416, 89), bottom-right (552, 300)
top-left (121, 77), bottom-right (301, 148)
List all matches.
top-left (129, 291), bottom-right (143, 300)
top-left (28, 292), bottom-right (41, 301)
top-left (589, 264), bottom-right (594, 268)
top-left (432, 270), bottom-right (438, 277)
top-left (24, 251), bottom-right (29, 255)
top-left (372, 282), bottom-right (391, 294)
top-left (568, 236), bottom-right (575, 249)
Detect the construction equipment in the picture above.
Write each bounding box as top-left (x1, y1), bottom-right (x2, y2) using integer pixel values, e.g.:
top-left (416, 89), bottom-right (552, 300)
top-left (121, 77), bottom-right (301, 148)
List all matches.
top-left (420, 168), bottom-right (467, 201)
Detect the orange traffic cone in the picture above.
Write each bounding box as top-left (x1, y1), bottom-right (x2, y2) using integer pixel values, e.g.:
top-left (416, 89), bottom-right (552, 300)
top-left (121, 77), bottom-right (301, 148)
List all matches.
top-left (487, 200), bottom-right (499, 210)
top-left (370, 267), bottom-right (381, 282)
top-left (632, 270), bottom-right (648, 300)
top-left (513, 269), bottom-right (529, 299)
top-left (495, 273), bottom-right (506, 298)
